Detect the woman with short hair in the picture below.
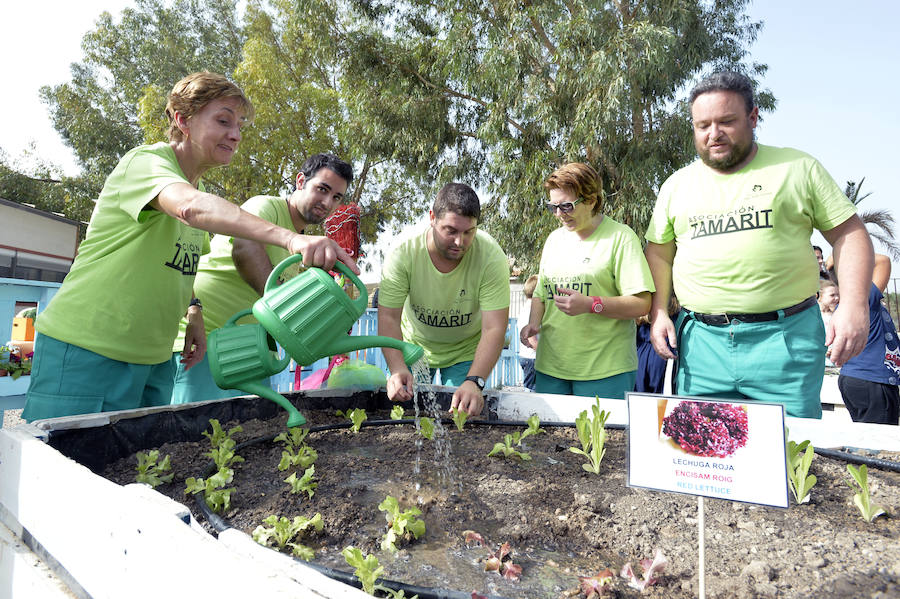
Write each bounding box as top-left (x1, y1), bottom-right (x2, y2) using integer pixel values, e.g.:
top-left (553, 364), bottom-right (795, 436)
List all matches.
top-left (23, 72), bottom-right (357, 421)
top-left (520, 162), bottom-right (655, 398)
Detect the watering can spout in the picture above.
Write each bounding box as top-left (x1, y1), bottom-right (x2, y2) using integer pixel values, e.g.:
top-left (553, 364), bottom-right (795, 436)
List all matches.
top-left (237, 380), bottom-right (306, 428)
top-left (326, 335), bottom-right (425, 366)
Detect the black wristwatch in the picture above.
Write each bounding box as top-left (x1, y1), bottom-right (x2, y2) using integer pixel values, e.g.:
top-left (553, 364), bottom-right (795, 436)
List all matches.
top-left (189, 298), bottom-right (203, 310)
top-left (464, 375), bottom-right (485, 391)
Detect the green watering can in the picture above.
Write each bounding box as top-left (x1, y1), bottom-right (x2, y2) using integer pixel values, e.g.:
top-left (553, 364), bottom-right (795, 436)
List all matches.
top-left (252, 254), bottom-right (425, 367)
top-left (207, 309), bottom-right (306, 427)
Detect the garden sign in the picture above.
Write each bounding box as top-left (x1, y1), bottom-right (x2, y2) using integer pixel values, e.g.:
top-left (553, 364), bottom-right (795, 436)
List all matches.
top-left (626, 393), bottom-right (789, 509)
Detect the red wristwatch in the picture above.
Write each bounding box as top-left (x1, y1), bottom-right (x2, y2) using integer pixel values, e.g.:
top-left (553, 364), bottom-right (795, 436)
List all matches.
top-left (590, 296), bottom-right (604, 314)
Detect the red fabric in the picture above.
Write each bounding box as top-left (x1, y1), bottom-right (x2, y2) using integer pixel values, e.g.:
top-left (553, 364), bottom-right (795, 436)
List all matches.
top-left (324, 204), bottom-right (362, 258)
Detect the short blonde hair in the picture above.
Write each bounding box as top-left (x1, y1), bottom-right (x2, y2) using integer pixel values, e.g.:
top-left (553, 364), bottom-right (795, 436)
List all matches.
top-left (544, 162), bottom-right (602, 215)
top-left (165, 72), bottom-right (254, 141)
top-left (523, 274), bottom-right (539, 299)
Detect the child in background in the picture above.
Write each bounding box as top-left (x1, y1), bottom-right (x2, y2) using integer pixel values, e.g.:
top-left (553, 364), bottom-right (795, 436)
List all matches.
top-left (818, 278), bottom-right (839, 367)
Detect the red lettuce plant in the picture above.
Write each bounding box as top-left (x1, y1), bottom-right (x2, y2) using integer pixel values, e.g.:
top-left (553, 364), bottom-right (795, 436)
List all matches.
top-left (620, 548), bottom-right (667, 591)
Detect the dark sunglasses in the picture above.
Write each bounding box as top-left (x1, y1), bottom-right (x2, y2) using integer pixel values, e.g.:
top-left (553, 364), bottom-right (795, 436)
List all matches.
top-left (544, 197), bottom-right (584, 214)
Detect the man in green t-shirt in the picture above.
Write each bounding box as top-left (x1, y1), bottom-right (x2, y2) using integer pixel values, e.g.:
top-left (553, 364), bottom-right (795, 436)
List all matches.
top-left (378, 183), bottom-right (510, 416)
top-left (170, 153), bottom-right (354, 403)
top-left (644, 71), bottom-right (874, 418)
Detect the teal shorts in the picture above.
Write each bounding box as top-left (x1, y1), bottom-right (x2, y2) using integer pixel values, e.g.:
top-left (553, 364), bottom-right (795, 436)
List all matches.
top-left (23, 334), bottom-right (175, 422)
top-left (170, 352), bottom-right (254, 405)
top-left (430, 361), bottom-right (473, 386)
top-left (535, 370), bottom-right (636, 399)
top-left (675, 304), bottom-right (825, 418)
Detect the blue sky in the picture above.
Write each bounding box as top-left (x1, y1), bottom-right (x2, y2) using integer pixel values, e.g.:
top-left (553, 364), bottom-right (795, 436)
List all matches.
top-left (2, 0), bottom-right (897, 274)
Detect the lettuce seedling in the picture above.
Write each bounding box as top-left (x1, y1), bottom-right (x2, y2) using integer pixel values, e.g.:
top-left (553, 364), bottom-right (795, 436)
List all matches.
top-left (484, 541), bottom-right (522, 581)
top-left (462, 530), bottom-right (485, 546)
top-left (785, 428), bottom-right (817, 504)
top-left (390, 405), bottom-right (405, 420)
top-left (487, 433), bottom-right (532, 461)
top-left (518, 413), bottom-right (545, 443)
top-left (274, 427), bottom-right (318, 471)
top-left (418, 417), bottom-right (435, 440)
top-left (579, 568), bottom-right (615, 598)
top-left (621, 548), bottom-right (667, 591)
top-left (184, 466), bottom-right (235, 514)
top-left (203, 418), bottom-right (242, 448)
top-left (337, 408), bottom-right (367, 432)
top-left (379, 495), bottom-right (426, 552)
top-left (206, 439), bottom-right (245, 471)
top-left (569, 399), bottom-right (609, 474)
top-left (342, 546), bottom-right (384, 595)
top-left (285, 465), bottom-right (318, 499)
top-left (135, 450), bottom-right (174, 488)
top-left (450, 408), bottom-right (468, 431)
top-left (847, 464), bottom-right (886, 522)
top-left (252, 513), bottom-right (323, 560)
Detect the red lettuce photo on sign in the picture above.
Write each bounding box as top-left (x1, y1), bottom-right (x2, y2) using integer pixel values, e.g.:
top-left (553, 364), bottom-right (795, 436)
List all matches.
top-left (662, 401), bottom-right (749, 458)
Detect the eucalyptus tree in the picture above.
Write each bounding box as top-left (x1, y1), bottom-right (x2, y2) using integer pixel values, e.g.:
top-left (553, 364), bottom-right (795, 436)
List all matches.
top-left (338, 0), bottom-right (773, 271)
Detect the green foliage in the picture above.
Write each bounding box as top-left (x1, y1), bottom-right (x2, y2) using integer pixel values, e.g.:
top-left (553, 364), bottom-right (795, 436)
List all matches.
top-left (251, 513), bottom-right (323, 560)
top-left (418, 417), bottom-right (435, 440)
top-left (203, 419), bottom-right (243, 449)
top-left (285, 465), bottom-right (318, 499)
top-left (18, 0), bottom-right (769, 274)
top-left (785, 431), bottom-right (817, 504)
top-left (274, 427), bottom-right (318, 471)
top-left (568, 399), bottom-right (610, 474)
top-left (450, 408), bottom-right (468, 431)
top-left (378, 495), bottom-right (426, 553)
top-left (184, 466), bottom-right (235, 514)
top-left (135, 450), bottom-right (174, 488)
top-left (337, 408), bottom-right (367, 433)
top-left (519, 414), bottom-right (545, 443)
top-left (342, 546), bottom-right (384, 595)
top-left (847, 464), bottom-right (886, 522)
top-left (487, 433), bottom-right (532, 461)
top-left (390, 405), bottom-right (405, 420)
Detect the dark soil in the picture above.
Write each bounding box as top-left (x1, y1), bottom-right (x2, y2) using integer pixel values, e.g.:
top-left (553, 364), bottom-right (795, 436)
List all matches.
top-left (102, 408), bottom-right (900, 599)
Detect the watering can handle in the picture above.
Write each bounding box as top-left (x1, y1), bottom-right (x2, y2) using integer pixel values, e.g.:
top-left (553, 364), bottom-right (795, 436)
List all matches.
top-left (265, 254), bottom-right (368, 312)
top-left (225, 308), bottom-right (255, 327)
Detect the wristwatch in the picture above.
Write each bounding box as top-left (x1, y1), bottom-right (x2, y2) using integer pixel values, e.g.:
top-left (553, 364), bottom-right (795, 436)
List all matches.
top-left (189, 298), bottom-right (203, 310)
top-left (464, 375), bottom-right (486, 391)
top-left (590, 296), bottom-right (604, 314)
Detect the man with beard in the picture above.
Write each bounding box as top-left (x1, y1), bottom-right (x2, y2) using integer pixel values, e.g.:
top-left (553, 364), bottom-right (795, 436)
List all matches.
top-left (378, 183), bottom-right (510, 416)
top-left (644, 71), bottom-right (873, 418)
top-left (170, 153), bottom-right (353, 403)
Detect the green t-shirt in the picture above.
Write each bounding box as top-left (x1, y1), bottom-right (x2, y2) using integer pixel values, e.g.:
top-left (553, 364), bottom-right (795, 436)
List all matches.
top-left (645, 144), bottom-right (856, 313)
top-left (379, 229), bottom-right (510, 368)
top-left (36, 143), bottom-right (210, 364)
top-left (172, 195), bottom-right (302, 351)
top-left (534, 217), bottom-right (654, 380)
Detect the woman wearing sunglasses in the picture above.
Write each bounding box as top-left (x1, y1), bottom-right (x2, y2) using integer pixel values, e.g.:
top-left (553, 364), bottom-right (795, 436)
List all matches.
top-left (519, 162), bottom-right (655, 398)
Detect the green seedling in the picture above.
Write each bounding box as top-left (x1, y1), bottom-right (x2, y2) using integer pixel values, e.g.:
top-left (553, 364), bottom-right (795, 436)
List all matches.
top-left (390, 405), bottom-right (405, 420)
top-left (785, 429), bottom-right (817, 504)
top-left (274, 427), bottom-right (318, 471)
top-left (251, 513), bottom-right (323, 560)
top-left (337, 408), bottom-right (367, 432)
top-left (342, 546), bottom-right (384, 595)
top-left (285, 465), bottom-right (318, 499)
top-left (450, 408), bottom-right (468, 431)
top-left (519, 413), bottom-right (545, 443)
top-left (203, 418), bottom-right (242, 449)
top-left (847, 464), bottom-right (886, 522)
top-left (568, 399), bottom-right (609, 474)
top-left (487, 433), bottom-right (531, 461)
top-left (379, 495), bottom-right (426, 552)
top-left (135, 450), bottom-right (174, 488)
top-left (202, 418), bottom-right (244, 470)
top-left (418, 417), bottom-right (435, 440)
top-left (184, 466), bottom-right (235, 514)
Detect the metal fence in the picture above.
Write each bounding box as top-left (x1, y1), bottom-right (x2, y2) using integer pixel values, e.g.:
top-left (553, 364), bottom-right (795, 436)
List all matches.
top-left (885, 277), bottom-right (899, 327)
